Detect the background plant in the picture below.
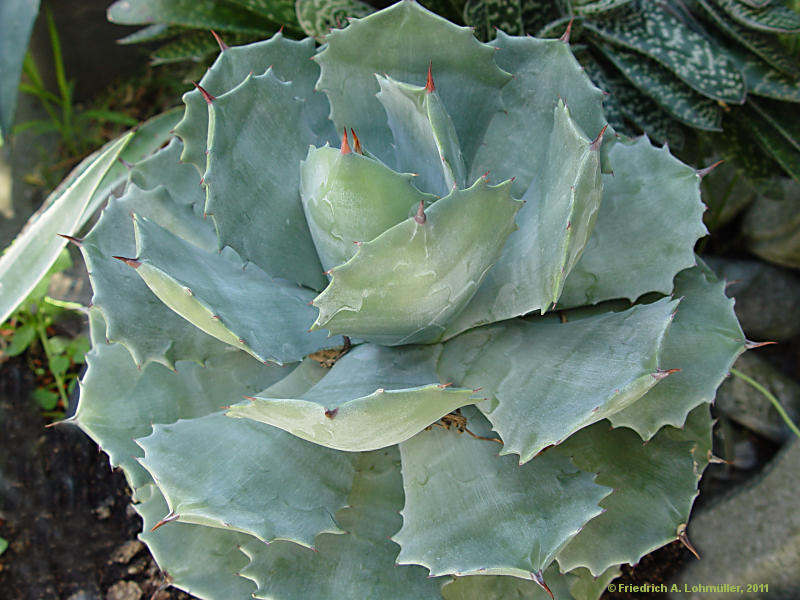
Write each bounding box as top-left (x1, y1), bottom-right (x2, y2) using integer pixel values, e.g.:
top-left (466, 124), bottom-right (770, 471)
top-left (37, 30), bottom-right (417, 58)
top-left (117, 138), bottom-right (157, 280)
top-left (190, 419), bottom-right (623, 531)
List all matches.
top-left (59, 2), bottom-right (752, 598)
top-left (0, 249), bottom-right (89, 417)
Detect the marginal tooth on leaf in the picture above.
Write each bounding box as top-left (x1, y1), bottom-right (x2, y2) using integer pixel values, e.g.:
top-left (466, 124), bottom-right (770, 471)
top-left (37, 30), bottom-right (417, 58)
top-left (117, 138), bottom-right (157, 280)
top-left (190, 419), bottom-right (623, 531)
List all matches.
top-left (532, 570), bottom-right (555, 600)
top-left (745, 340), bottom-right (777, 350)
top-left (112, 256), bottom-right (141, 269)
top-left (560, 17), bottom-right (574, 43)
top-left (151, 511), bottom-right (180, 532)
top-left (324, 408), bottom-right (339, 419)
top-left (118, 158), bottom-right (134, 170)
top-left (481, 170), bottom-right (490, 181)
top-left (697, 160), bottom-right (724, 179)
top-left (341, 128), bottom-right (351, 155)
top-left (44, 416), bottom-right (77, 428)
top-left (414, 200), bottom-right (427, 224)
top-left (192, 82), bottom-right (216, 104)
top-left (426, 61), bottom-right (435, 94)
top-left (437, 382), bottom-right (453, 388)
top-left (57, 233), bottom-right (83, 247)
top-left (238, 338), bottom-right (246, 344)
top-left (709, 454), bottom-right (733, 465)
top-left (677, 523), bottom-right (700, 560)
top-left (350, 128), bottom-right (363, 154)
top-left (590, 124), bottom-right (609, 151)
top-left (210, 29), bottom-right (228, 51)
top-left (652, 368), bottom-right (681, 381)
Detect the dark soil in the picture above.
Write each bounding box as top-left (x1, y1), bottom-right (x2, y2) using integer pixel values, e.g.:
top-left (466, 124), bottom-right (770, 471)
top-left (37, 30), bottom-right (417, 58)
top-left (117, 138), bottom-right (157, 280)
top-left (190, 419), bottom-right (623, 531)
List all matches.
top-left (0, 357), bottom-right (190, 600)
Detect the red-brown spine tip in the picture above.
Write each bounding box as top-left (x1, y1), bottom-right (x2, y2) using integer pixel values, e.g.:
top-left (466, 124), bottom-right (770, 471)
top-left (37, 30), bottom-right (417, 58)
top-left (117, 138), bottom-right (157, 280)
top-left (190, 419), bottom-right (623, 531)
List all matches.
top-left (697, 159), bottom-right (724, 180)
top-left (560, 18), bottom-right (574, 43)
top-left (532, 570), bottom-right (555, 600)
top-left (591, 124), bottom-right (609, 151)
top-left (210, 30), bottom-right (228, 51)
top-left (414, 200), bottom-right (426, 224)
top-left (151, 511), bottom-right (179, 532)
top-left (192, 82), bottom-right (216, 104)
top-left (112, 256), bottom-right (141, 269)
top-left (425, 61), bottom-right (435, 94)
top-left (58, 233), bottom-right (83, 247)
top-left (350, 128), bottom-right (363, 154)
top-left (118, 157), bottom-right (134, 170)
top-left (437, 382), bottom-right (453, 389)
top-left (341, 128), bottom-right (351, 155)
top-left (745, 340), bottom-right (777, 350)
top-left (324, 407), bottom-right (339, 419)
top-left (652, 368), bottom-right (681, 381)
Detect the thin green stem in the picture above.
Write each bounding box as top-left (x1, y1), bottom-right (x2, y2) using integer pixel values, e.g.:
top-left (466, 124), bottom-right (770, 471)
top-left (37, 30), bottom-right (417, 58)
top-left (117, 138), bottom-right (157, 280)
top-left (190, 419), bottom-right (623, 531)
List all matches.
top-left (730, 368), bottom-right (800, 440)
top-left (34, 319), bottom-right (69, 408)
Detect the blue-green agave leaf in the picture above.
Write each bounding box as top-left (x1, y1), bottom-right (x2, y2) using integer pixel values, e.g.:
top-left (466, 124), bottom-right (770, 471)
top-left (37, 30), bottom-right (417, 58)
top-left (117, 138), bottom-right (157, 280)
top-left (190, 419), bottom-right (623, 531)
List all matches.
top-left (559, 137), bottom-right (707, 308)
top-left (129, 138), bottom-right (205, 210)
top-left (441, 562), bottom-right (574, 600)
top-left (239, 447), bottom-right (441, 599)
top-left (174, 33), bottom-right (330, 173)
top-left (315, 0), bottom-right (511, 169)
top-left (595, 42), bottom-right (723, 131)
top-left (300, 145), bottom-right (435, 273)
top-left (445, 102), bottom-right (603, 336)
top-left (204, 70), bottom-right (327, 289)
top-left (439, 299), bottom-right (677, 464)
top-left (228, 344), bottom-right (475, 451)
top-left (554, 420), bottom-right (701, 575)
top-left (585, 3), bottom-right (746, 103)
top-left (312, 179), bottom-right (521, 345)
top-left (395, 410), bottom-right (610, 577)
top-left (75, 310), bottom-right (288, 491)
top-left (608, 263), bottom-right (746, 438)
top-left (137, 412), bottom-right (357, 545)
top-left (470, 33), bottom-right (608, 198)
top-left (135, 483), bottom-right (257, 599)
top-left (127, 214), bottom-right (338, 365)
top-left (81, 185), bottom-right (231, 368)
top-left (376, 73), bottom-right (466, 196)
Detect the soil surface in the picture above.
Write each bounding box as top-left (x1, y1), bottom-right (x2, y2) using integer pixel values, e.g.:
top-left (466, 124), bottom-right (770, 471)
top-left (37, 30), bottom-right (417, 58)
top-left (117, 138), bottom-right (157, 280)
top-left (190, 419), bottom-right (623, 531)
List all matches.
top-left (0, 358), bottom-right (190, 600)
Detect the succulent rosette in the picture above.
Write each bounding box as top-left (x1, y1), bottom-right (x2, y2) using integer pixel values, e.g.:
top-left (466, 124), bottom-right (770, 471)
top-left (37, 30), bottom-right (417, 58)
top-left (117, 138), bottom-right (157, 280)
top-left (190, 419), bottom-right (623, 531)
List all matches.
top-left (69, 2), bottom-right (747, 598)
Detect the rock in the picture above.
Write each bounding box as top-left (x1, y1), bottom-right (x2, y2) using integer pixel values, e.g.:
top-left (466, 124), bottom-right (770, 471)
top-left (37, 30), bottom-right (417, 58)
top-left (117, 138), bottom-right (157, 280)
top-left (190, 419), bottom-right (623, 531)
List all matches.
top-left (67, 589), bottom-right (101, 600)
top-left (715, 353), bottom-right (800, 443)
top-left (705, 258), bottom-right (800, 342)
top-left (105, 580), bottom-right (143, 600)
top-left (670, 440), bottom-right (800, 599)
top-left (742, 179), bottom-right (800, 269)
top-left (110, 540), bottom-right (144, 565)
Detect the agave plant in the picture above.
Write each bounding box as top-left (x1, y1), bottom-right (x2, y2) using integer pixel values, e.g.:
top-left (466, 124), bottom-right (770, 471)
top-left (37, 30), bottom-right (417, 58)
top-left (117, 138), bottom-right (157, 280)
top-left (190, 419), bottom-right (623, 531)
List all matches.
top-left (67, 2), bottom-right (747, 598)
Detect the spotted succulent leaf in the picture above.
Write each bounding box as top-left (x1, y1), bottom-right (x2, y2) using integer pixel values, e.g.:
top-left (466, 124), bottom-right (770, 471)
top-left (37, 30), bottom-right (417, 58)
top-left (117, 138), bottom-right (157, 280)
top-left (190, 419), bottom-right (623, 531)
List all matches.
top-left (585, 2), bottom-right (746, 103)
top-left (594, 42), bottom-right (723, 131)
top-left (295, 0), bottom-right (373, 41)
top-left (710, 0), bottom-right (800, 33)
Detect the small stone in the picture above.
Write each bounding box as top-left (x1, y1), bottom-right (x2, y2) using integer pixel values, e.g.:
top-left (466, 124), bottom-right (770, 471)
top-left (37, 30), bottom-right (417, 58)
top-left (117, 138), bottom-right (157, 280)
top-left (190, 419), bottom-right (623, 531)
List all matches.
top-left (742, 179), bottom-right (800, 269)
top-left (110, 540), bottom-right (144, 565)
top-left (705, 257), bottom-right (800, 341)
top-left (105, 581), bottom-right (142, 600)
top-left (670, 441), bottom-right (800, 599)
top-left (715, 353), bottom-right (800, 443)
